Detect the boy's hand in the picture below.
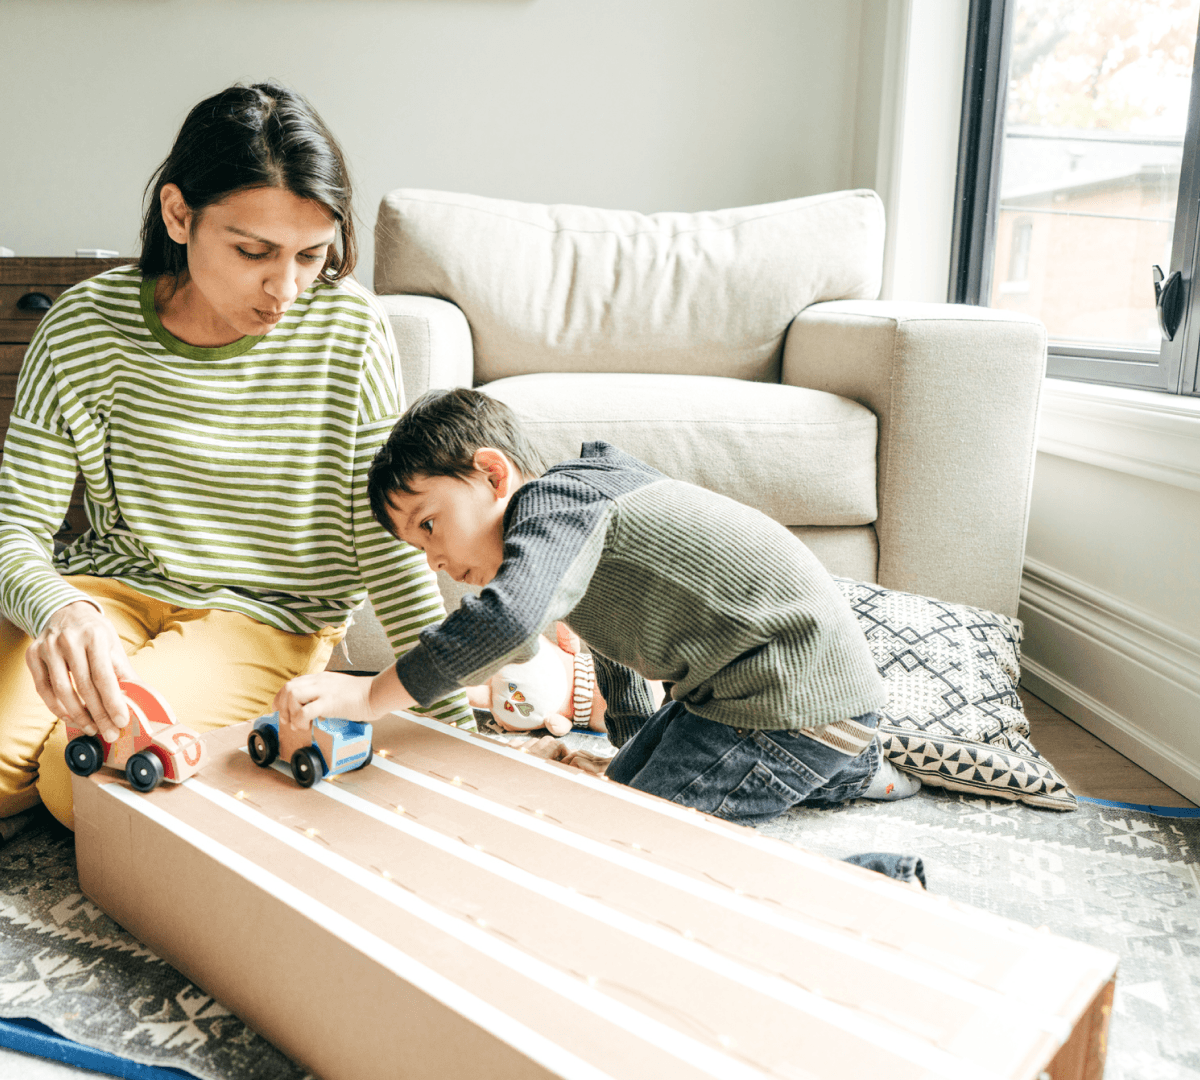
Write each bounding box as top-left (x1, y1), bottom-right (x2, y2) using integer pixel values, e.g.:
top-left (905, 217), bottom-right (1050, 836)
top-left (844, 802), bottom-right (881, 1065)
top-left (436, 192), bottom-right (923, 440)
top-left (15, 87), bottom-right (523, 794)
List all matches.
top-left (274, 672), bottom-right (374, 733)
top-left (517, 735), bottom-right (611, 776)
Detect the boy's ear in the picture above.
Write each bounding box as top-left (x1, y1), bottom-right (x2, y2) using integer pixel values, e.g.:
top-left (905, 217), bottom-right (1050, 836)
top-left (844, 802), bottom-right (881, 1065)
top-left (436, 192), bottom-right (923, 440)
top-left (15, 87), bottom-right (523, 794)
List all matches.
top-left (473, 447), bottom-right (515, 496)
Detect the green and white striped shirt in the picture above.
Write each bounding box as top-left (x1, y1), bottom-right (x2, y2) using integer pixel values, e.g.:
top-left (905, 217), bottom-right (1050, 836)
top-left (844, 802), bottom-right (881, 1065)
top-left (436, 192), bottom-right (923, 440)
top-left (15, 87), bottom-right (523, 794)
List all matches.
top-left (0, 266), bottom-right (472, 727)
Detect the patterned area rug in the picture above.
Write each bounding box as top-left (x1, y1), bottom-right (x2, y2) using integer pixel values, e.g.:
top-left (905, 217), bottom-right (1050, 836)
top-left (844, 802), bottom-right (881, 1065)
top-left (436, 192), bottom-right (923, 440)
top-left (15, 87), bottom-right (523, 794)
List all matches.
top-left (0, 810), bottom-right (311, 1080)
top-left (758, 789), bottom-right (1200, 1080)
top-left (1, 781), bottom-right (1197, 1079)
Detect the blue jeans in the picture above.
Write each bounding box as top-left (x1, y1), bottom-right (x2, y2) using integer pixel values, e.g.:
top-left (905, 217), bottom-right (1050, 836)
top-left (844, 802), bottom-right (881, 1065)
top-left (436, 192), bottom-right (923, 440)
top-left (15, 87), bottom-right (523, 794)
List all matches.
top-left (606, 701), bottom-right (881, 825)
top-left (606, 702), bottom-right (927, 886)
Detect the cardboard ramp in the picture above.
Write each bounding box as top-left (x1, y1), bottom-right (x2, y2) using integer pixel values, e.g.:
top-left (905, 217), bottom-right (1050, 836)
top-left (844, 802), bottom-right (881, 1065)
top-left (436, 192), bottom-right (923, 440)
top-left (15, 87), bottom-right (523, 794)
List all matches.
top-left (74, 714), bottom-right (1118, 1080)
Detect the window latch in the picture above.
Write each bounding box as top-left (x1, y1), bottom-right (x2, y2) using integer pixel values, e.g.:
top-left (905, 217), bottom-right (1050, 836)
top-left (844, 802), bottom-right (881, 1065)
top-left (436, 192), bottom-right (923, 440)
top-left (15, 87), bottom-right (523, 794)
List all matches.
top-left (1153, 265), bottom-right (1184, 341)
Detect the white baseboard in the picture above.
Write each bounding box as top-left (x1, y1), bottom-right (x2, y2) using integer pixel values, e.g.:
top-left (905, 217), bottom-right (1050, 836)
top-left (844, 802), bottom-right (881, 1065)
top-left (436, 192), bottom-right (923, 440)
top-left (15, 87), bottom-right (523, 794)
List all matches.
top-left (1019, 557), bottom-right (1200, 805)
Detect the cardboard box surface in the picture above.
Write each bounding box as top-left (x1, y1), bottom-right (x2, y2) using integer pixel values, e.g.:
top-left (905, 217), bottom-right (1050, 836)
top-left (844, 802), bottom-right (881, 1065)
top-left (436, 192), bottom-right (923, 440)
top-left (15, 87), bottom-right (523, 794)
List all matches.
top-left (75, 714), bottom-right (1118, 1080)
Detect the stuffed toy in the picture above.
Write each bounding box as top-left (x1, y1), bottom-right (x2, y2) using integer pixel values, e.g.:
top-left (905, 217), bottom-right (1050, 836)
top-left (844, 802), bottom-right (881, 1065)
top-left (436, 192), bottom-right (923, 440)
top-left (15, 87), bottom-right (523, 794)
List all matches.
top-left (464, 623), bottom-right (607, 736)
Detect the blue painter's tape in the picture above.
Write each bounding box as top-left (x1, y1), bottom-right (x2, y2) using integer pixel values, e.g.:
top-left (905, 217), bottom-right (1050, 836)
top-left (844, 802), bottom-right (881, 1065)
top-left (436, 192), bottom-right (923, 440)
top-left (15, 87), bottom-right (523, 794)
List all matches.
top-left (1077, 796), bottom-right (1200, 818)
top-left (0, 1016), bottom-right (200, 1078)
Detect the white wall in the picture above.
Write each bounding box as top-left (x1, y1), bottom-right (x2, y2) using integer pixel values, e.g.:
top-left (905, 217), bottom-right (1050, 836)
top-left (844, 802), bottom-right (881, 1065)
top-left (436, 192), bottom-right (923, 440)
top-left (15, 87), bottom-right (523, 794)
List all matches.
top-left (1020, 382), bottom-right (1200, 803)
top-left (1, 0), bottom-right (874, 288)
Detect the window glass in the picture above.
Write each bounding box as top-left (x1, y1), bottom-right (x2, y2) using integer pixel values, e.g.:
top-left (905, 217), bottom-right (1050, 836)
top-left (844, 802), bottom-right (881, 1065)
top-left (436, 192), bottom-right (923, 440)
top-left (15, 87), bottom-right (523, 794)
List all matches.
top-left (990, 0), bottom-right (1200, 350)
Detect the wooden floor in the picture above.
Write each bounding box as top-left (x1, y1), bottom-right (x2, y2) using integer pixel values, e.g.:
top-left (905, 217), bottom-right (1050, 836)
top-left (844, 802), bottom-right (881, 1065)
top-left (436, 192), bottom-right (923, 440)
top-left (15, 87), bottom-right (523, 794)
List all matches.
top-left (1021, 688), bottom-right (1197, 808)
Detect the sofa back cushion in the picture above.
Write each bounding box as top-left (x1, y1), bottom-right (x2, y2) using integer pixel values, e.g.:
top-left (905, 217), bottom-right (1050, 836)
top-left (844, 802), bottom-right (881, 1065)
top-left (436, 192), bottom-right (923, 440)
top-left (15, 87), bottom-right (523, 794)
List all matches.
top-left (375, 189), bottom-right (884, 384)
top-left (481, 373), bottom-right (877, 528)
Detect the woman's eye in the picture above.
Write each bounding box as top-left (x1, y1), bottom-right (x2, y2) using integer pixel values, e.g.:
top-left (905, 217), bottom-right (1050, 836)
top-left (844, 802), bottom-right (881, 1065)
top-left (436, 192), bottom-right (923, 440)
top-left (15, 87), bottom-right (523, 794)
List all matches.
top-left (237, 248), bottom-right (268, 261)
top-left (299, 252), bottom-right (326, 264)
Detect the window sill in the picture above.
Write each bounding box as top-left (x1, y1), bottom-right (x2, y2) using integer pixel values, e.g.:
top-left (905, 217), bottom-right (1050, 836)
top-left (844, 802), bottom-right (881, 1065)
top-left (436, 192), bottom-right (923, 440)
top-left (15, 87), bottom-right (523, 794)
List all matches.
top-left (1037, 378), bottom-right (1200, 493)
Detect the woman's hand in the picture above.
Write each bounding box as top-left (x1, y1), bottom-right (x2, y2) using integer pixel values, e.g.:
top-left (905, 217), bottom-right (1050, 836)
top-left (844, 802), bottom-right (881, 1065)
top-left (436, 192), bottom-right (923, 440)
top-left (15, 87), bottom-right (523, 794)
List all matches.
top-left (26, 601), bottom-right (135, 743)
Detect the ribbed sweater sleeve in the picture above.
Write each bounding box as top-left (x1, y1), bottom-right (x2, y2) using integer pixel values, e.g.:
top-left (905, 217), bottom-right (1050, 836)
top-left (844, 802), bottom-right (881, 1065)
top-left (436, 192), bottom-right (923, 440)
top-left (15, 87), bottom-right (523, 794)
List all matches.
top-left (395, 475), bottom-right (612, 707)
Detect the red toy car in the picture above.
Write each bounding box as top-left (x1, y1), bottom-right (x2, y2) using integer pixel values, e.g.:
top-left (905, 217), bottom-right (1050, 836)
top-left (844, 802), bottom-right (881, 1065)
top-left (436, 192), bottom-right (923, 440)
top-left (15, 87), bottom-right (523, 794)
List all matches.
top-left (64, 681), bottom-right (207, 793)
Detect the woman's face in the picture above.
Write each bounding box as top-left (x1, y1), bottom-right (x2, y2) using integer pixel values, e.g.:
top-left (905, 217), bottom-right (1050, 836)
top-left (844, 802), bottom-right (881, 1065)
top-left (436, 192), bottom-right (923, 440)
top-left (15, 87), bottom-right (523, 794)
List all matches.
top-left (160, 184), bottom-right (337, 338)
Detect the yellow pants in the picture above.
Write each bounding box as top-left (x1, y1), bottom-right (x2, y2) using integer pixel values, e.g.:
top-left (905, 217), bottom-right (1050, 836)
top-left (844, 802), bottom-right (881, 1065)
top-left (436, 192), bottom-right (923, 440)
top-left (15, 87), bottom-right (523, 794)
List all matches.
top-left (0, 576), bottom-right (345, 830)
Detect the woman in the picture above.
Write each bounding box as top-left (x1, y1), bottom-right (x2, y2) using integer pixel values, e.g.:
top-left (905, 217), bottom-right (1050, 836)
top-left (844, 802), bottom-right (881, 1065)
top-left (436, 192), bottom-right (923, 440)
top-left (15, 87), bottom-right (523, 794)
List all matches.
top-left (0, 82), bottom-right (472, 830)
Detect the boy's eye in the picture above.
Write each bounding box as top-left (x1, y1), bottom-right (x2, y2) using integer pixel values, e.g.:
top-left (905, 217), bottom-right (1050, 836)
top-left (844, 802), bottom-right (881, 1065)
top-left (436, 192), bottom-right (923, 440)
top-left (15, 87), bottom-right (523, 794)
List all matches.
top-left (419, 519), bottom-right (433, 534)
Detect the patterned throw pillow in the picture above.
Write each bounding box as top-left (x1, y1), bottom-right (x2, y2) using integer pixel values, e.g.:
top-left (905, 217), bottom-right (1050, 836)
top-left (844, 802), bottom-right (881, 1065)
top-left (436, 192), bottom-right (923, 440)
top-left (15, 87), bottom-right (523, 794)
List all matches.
top-left (834, 579), bottom-right (1076, 811)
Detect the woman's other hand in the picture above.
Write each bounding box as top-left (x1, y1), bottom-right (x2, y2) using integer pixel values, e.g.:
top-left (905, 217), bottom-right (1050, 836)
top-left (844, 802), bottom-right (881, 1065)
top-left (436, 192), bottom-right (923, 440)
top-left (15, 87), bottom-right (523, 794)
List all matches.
top-left (26, 601), bottom-right (135, 743)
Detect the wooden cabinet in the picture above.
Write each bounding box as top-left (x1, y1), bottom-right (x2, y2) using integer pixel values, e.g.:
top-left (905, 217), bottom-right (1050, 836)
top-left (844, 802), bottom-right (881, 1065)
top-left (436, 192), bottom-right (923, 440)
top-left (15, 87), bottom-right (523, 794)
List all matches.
top-left (0, 256), bottom-right (134, 536)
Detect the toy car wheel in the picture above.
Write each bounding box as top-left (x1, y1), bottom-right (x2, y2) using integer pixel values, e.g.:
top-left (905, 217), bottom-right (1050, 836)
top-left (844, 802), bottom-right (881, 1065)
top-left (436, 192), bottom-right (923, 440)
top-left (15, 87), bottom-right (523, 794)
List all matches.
top-left (357, 746), bottom-right (373, 771)
top-left (248, 727), bottom-right (278, 767)
top-left (291, 747), bottom-right (322, 788)
top-left (65, 735), bottom-right (104, 777)
top-left (126, 750), bottom-right (165, 793)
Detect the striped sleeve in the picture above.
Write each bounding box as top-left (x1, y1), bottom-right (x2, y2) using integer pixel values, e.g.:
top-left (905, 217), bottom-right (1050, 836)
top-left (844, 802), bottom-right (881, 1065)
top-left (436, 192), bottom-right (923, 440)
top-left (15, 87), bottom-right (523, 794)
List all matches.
top-left (592, 655), bottom-right (656, 748)
top-left (0, 328), bottom-right (98, 635)
top-left (352, 299), bottom-right (474, 729)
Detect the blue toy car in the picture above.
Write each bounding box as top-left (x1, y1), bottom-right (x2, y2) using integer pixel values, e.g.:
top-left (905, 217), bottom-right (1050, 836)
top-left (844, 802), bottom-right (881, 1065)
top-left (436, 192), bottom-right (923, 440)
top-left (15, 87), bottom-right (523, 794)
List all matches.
top-left (248, 713), bottom-right (373, 788)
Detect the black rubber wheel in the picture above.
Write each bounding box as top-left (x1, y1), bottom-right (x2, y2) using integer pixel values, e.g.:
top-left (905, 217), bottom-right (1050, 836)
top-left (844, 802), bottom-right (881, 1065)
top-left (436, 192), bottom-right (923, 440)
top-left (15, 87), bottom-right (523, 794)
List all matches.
top-left (248, 726), bottom-right (278, 767)
top-left (65, 735), bottom-right (104, 777)
top-left (126, 750), bottom-right (165, 793)
top-left (291, 746), bottom-right (322, 788)
top-left (357, 745), bottom-right (373, 771)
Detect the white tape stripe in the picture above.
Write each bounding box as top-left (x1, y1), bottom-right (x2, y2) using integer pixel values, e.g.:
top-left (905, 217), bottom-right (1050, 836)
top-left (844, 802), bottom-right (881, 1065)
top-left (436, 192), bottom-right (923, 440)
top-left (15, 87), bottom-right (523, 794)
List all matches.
top-left (184, 780), bottom-right (774, 1080)
top-left (99, 784), bottom-right (613, 1080)
top-left (370, 753), bottom-right (1066, 1042)
top-left (393, 712), bottom-right (1014, 922)
top-left (313, 774), bottom-right (997, 1080)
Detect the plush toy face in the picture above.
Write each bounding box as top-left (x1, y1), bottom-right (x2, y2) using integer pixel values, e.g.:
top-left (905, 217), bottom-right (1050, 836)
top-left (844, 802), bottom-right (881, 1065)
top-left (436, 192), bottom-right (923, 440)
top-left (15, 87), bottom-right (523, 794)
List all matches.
top-left (488, 638), bottom-right (572, 734)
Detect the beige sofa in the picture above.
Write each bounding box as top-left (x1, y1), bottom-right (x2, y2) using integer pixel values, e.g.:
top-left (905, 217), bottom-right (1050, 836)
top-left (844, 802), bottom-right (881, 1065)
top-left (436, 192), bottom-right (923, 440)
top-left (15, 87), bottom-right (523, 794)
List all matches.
top-left (333, 188), bottom-right (1045, 672)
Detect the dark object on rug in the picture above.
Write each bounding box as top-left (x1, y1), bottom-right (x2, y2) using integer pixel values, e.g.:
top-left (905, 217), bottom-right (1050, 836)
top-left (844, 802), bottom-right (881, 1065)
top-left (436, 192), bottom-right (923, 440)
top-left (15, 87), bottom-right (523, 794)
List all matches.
top-left (0, 806), bottom-right (44, 846)
top-left (757, 787), bottom-right (1200, 1080)
top-left (0, 814), bottom-right (312, 1080)
top-left (835, 577), bottom-right (1076, 810)
top-left (842, 852), bottom-right (926, 888)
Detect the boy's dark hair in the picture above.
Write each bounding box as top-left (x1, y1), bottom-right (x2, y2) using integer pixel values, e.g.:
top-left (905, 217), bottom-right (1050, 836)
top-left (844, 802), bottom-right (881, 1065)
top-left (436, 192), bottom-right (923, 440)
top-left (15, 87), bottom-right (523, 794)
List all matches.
top-left (139, 81), bottom-right (356, 283)
top-left (368, 389), bottom-right (546, 533)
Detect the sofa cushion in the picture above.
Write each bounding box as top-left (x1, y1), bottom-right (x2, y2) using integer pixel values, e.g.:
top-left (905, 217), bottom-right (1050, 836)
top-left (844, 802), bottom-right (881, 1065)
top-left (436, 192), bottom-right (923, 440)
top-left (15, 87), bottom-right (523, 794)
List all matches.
top-left (376, 188), bottom-right (884, 384)
top-left (482, 372), bottom-right (877, 528)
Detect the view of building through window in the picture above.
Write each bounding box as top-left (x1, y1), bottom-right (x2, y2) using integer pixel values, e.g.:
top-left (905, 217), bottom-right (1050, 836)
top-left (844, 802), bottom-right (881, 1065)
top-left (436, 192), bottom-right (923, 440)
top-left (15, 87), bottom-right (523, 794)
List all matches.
top-left (990, 0), bottom-right (1200, 350)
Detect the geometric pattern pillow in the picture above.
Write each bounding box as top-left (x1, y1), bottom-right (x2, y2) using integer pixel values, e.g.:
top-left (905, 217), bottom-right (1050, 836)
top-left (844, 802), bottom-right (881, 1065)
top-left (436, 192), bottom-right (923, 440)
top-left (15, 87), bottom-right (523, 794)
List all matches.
top-left (834, 579), bottom-right (1077, 811)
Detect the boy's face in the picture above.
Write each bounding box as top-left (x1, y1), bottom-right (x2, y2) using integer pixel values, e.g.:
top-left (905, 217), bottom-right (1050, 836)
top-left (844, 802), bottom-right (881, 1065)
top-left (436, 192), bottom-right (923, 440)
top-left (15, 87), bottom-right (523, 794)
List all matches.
top-left (384, 451), bottom-right (516, 586)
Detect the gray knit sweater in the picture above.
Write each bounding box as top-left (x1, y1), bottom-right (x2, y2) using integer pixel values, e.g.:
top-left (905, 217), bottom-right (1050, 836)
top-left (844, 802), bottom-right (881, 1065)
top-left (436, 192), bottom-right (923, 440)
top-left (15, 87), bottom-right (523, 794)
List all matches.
top-left (395, 442), bottom-right (886, 745)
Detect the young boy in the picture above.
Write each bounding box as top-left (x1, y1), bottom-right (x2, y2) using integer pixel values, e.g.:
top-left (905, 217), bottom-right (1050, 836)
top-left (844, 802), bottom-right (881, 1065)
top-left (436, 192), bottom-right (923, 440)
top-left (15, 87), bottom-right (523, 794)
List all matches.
top-left (274, 388), bottom-right (919, 825)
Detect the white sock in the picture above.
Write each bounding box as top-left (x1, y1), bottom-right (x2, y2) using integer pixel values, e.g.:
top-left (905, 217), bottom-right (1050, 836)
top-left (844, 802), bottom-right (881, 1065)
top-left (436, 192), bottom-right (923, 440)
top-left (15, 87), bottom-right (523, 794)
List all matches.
top-left (862, 758), bottom-right (921, 800)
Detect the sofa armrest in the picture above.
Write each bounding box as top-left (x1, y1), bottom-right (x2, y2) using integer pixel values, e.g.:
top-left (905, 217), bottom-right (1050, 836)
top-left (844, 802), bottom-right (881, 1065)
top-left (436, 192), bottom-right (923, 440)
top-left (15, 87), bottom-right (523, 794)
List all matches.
top-left (782, 300), bottom-right (1046, 617)
top-left (376, 294), bottom-right (474, 407)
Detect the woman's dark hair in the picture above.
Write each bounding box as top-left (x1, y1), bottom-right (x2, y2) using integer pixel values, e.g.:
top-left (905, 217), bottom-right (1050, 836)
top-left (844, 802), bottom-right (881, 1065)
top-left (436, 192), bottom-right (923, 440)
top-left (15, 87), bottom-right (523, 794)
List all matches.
top-left (368, 389), bottom-right (546, 534)
top-left (138, 81), bottom-right (356, 282)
